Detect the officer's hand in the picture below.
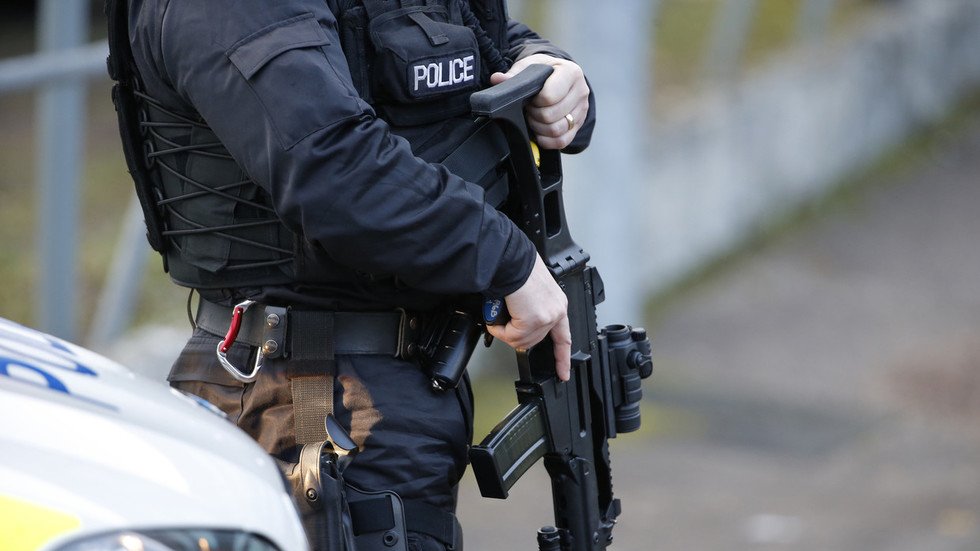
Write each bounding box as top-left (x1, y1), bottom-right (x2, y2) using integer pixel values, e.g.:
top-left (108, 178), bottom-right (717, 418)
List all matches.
top-left (490, 54), bottom-right (590, 151)
top-left (486, 254), bottom-right (571, 381)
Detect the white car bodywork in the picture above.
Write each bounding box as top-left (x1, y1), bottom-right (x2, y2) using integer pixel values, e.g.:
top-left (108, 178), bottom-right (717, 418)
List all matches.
top-left (0, 318), bottom-right (309, 551)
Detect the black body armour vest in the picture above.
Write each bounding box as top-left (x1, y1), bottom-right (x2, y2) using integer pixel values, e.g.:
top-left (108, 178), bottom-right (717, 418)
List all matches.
top-left (106, 0), bottom-right (512, 296)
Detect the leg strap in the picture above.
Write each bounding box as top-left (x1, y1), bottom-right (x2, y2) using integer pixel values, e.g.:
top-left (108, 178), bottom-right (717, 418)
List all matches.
top-left (403, 500), bottom-right (461, 550)
top-left (292, 375), bottom-right (334, 445)
top-left (348, 488), bottom-right (461, 551)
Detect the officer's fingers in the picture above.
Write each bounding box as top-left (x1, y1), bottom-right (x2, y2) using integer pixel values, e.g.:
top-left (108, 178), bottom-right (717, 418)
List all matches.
top-left (484, 322), bottom-right (514, 346)
top-left (526, 93), bottom-right (579, 128)
top-left (486, 306), bottom-right (571, 379)
top-left (485, 320), bottom-right (548, 352)
top-left (531, 71), bottom-right (575, 108)
top-left (527, 101), bottom-right (586, 140)
top-left (505, 308), bottom-right (555, 349)
top-left (493, 253), bottom-right (568, 349)
top-left (531, 103), bottom-right (588, 149)
top-left (490, 55), bottom-right (539, 85)
top-left (527, 117), bottom-right (566, 140)
top-left (530, 61), bottom-right (584, 108)
top-left (535, 130), bottom-right (578, 151)
top-left (491, 54), bottom-right (586, 105)
top-left (550, 315), bottom-right (572, 381)
top-left (527, 76), bottom-right (589, 146)
top-left (527, 79), bottom-right (590, 126)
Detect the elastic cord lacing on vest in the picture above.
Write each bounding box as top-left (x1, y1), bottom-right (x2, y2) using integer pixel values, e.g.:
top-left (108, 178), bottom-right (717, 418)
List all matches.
top-left (457, 0), bottom-right (511, 75)
top-left (134, 91), bottom-right (292, 271)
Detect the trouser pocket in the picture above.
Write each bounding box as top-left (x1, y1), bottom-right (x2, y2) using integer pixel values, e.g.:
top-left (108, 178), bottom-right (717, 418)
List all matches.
top-left (168, 328), bottom-right (249, 423)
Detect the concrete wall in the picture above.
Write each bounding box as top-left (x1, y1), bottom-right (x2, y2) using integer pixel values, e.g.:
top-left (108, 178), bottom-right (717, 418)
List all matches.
top-left (577, 0), bottom-right (980, 302)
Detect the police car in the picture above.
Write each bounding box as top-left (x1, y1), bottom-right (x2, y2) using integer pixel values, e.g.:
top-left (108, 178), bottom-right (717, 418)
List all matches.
top-left (0, 317), bottom-right (309, 551)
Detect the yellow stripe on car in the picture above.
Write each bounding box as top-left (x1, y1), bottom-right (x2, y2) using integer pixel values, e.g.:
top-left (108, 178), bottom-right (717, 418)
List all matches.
top-left (0, 495), bottom-right (81, 550)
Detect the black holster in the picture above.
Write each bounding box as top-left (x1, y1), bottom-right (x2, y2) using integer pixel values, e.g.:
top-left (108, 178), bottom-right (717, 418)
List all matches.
top-left (277, 441), bottom-right (357, 551)
top-left (276, 441), bottom-right (410, 551)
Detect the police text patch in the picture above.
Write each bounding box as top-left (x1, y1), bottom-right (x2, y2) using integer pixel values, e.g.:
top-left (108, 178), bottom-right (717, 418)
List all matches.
top-left (406, 51), bottom-right (479, 99)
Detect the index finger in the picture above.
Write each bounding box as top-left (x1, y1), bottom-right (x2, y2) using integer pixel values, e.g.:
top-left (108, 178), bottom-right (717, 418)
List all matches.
top-left (551, 314), bottom-right (572, 381)
top-left (495, 55), bottom-right (538, 81)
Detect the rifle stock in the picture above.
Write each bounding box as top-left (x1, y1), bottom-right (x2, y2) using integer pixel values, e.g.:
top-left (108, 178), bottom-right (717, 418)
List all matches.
top-left (468, 65), bottom-right (651, 550)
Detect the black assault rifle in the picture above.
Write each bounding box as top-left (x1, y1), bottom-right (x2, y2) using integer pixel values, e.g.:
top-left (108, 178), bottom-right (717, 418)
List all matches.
top-left (466, 65), bottom-right (653, 550)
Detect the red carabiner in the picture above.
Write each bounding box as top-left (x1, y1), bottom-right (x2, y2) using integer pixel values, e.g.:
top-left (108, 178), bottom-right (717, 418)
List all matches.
top-left (219, 300), bottom-right (254, 353)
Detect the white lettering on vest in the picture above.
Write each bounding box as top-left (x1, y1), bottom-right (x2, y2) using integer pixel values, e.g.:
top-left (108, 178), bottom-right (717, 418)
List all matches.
top-left (412, 55), bottom-right (476, 93)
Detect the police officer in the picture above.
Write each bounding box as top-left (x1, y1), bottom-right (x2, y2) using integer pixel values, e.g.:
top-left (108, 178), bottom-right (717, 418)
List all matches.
top-left (116, 0), bottom-right (594, 548)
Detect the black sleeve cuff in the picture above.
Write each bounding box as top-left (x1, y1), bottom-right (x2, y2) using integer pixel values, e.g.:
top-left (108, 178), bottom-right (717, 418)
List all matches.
top-left (482, 215), bottom-right (536, 298)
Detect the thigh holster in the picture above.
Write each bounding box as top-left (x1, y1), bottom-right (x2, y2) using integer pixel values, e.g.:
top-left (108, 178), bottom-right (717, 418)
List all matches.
top-left (277, 441), bottom-right (360, 551)
top-left (277, 440), bottom-right (415, 551)
top-left (277, 440), bottom-right (461, 551)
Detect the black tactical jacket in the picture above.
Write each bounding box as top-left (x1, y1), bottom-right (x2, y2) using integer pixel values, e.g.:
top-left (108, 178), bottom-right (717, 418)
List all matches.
top-left (127, 0), bottom-right (595, 311)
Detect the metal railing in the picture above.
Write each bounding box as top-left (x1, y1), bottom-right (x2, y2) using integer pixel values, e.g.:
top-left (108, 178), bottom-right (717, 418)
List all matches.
top-left (13, 0), bottom-right (98, 342)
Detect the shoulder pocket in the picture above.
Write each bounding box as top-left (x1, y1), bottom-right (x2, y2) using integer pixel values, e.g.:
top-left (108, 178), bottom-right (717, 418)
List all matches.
top-left (227, 13), bottom-right (330, 79)
top-left (224, 12), bottom-right (362, 150)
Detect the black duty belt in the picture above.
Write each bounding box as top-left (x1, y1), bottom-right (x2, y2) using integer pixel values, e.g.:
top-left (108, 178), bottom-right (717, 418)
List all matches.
top-left (195, 298), bottom-right (421, 361)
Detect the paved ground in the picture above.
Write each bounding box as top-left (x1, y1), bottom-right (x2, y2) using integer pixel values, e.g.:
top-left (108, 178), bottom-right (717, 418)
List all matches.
top-left (456, 118), bottom-right (980, 550)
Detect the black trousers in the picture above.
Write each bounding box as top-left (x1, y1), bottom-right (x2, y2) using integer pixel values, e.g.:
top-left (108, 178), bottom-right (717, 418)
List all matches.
top-left (169, 328), bottom-right (473, 550)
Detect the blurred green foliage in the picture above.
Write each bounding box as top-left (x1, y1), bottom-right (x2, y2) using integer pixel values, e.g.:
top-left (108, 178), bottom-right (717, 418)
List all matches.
top-left (654, 0), bottom-right (873, 104)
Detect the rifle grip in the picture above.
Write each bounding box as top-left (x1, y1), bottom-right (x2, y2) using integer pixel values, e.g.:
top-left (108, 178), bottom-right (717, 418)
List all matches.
top-left (470, 64), bottom-right (554, 118)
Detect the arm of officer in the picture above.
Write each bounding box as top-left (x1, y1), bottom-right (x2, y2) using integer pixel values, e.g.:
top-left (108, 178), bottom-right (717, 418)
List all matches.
top-left (155, 0), bottom-right (569, 375)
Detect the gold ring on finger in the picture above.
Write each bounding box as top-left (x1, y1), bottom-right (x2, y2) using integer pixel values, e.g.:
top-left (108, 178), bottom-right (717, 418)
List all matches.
top-left (564, 113), bottom-right (575, 132)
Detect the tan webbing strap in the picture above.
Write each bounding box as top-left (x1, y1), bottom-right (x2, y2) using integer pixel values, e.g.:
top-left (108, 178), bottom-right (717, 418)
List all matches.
top-left (292, 375), bottom-right (334, 445)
